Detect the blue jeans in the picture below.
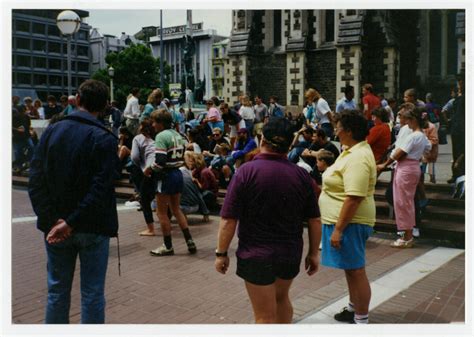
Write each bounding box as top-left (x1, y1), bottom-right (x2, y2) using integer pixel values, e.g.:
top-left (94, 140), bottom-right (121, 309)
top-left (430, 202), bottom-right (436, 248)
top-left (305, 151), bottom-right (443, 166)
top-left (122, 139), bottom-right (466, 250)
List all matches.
top-left (12, 138), bottom-right (34, 169)
top-left (45, 233), bottom-right (110, 324)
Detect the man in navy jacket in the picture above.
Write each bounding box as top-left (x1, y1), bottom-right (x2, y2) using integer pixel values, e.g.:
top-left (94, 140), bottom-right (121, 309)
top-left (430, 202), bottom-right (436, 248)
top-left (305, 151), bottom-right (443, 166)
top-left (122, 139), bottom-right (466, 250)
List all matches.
top-left (28, 79), bottom-right (120, 324)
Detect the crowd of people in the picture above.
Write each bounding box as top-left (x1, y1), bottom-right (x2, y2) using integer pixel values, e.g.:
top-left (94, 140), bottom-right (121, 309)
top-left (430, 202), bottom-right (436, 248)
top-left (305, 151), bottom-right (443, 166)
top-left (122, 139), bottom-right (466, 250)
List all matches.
top-left (20, 71), bottom-right (465, 325)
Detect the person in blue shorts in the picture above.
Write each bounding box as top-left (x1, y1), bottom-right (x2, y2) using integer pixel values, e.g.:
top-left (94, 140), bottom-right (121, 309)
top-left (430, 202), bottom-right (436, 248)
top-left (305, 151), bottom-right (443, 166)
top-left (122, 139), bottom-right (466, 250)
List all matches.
top-left (145, 109), bottom-right (197, 256)
top-left (319, 110), bottom-right (377, 324)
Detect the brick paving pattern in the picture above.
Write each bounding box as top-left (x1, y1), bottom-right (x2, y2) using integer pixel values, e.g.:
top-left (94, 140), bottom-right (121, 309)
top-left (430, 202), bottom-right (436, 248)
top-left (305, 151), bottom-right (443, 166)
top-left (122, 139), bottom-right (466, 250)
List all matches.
top-left (11, 188), bottom-right (465, 324)
top-left (370, 254), bottom-right (465, 323)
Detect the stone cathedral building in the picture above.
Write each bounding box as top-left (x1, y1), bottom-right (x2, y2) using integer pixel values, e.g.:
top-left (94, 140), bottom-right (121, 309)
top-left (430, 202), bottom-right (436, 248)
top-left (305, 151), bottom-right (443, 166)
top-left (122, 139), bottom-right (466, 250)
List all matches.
top-left (222, 9), bottom-right (465, 110)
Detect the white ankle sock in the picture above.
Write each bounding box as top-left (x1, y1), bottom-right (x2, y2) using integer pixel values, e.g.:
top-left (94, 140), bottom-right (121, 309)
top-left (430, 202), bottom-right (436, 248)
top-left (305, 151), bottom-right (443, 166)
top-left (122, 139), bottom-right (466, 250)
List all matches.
top-left (354, 313), bottom-right (369, 324)
top-left (347, 302), bottom-right (355, 312)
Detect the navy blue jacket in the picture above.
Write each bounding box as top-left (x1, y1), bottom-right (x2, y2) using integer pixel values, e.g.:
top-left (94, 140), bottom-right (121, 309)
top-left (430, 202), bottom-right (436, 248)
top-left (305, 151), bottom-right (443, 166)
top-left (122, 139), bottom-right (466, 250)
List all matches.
top-left (28, 110), bottom-right (120, 237)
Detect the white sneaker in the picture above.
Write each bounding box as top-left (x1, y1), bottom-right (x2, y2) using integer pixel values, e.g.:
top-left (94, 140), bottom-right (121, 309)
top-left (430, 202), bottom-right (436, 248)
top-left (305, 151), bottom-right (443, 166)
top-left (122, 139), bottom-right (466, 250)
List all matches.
top-left (412, 228), bottom-right (420, 238)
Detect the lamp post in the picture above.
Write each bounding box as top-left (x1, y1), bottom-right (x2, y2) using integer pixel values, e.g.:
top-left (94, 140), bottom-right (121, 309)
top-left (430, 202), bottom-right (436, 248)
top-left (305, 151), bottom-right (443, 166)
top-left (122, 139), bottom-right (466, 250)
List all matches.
top-left (56, 10), bottom-right (81, 96)
top-left (160, 10), bottom-right (164, 91)
top-left (108, 66), bottom-right (115, 101)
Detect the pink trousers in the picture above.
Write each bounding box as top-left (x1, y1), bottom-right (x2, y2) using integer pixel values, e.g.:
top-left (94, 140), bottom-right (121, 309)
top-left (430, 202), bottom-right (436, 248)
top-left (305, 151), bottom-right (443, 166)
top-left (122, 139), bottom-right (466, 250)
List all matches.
top-left (393, 159), bottom-right (421, 230)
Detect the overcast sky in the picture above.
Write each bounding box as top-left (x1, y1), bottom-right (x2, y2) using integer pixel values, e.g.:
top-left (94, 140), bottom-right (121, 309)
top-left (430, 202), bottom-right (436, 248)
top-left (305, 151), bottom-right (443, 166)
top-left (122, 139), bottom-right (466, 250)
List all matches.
top-left (85, 10), bottom-right (232, 38)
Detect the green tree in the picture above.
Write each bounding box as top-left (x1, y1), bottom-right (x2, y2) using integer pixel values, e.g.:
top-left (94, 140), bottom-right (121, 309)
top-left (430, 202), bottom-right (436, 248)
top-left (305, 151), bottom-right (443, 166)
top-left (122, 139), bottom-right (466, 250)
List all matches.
top-left (91, 43), bottom-right (170, 108)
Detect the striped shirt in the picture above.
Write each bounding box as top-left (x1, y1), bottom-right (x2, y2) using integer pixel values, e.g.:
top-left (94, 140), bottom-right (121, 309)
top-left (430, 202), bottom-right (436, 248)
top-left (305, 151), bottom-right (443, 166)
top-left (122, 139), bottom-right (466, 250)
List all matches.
top-left (154, 129), bottom-right (186, 169)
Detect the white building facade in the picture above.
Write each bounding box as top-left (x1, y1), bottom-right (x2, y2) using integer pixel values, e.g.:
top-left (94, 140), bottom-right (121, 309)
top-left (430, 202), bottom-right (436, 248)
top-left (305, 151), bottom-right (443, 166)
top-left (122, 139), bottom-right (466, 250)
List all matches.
top-left (149, 23), bottom-right (227, 100)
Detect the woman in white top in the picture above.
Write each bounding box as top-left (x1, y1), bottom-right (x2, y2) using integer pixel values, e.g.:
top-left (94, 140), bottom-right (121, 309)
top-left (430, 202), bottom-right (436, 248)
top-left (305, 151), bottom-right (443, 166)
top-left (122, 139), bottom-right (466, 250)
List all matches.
top-left (304, 88), bottom-right (333, 139)
top-left (34, 99), bottom-right (45, 119)
top-left (238, 95), bottom-right (256, 136)
top-left (377, 107), bottom-right (431, 248)
top-left (131, 118), bottom-right (157, 236)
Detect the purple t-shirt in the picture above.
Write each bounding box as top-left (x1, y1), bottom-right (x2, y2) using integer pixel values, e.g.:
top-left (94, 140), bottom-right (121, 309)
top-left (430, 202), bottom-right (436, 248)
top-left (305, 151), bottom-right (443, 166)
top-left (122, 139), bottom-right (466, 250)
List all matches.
top-left (220, 152), bottom-right (320, 264)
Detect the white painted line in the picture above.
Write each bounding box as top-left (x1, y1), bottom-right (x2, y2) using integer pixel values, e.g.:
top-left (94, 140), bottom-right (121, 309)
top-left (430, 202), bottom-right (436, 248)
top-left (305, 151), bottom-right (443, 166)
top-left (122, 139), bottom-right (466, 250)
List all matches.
top-left (298, 247), bottom-right (464, 324)
top-left (12, 205), bottom-right (140, 224)
top-left (12, 216), bottom-right (37, 224)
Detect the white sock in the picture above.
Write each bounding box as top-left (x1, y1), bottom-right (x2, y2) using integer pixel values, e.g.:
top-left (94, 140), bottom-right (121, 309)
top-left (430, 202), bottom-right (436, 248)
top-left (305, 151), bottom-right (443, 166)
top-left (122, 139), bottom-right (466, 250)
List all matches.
top-left (347, 302), bottom-right (355, 312)
top-left (354, 313), bottom-right (369, 324)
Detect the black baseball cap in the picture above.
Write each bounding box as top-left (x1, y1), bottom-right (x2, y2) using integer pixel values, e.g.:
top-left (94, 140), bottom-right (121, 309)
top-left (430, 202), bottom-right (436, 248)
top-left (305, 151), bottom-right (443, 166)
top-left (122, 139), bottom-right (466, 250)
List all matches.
top-left (262, 117), bottom-right (293, 152)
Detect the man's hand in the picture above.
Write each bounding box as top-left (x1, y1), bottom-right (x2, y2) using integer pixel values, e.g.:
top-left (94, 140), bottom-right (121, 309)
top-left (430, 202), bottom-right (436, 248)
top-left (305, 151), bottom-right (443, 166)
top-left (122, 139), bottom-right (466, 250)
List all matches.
top-left (46, 219), bottom-right (73, 244)
top-left (305, 254), bottom-right (319, 276)
top-left (202, 150), bottom-right (211, 157)
top-left (330, 228), bottom-right (343, 249)
top-left (215, 256), bottom-right (229, 274)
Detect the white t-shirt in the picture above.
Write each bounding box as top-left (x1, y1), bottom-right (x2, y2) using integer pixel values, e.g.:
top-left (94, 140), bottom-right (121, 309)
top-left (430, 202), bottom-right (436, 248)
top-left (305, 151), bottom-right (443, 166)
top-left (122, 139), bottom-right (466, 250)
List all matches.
top-left (398, 130), bottom-right (431, 160)
top-left (395, 124), bottom-right (412, 147)
top-left (314, 98), bottom-right (331, 124)
top-left (239, 106), bottom-right (256, 120)
top-left (124, 96), bottom-right (140, 119)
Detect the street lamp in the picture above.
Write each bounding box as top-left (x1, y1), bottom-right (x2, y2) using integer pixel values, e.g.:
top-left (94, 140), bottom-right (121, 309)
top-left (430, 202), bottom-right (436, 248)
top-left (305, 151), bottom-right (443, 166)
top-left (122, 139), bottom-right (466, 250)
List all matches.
top-left (56, 10), bottom-right (81, 96)
top-left (108, 66), bottom-right (115, 101)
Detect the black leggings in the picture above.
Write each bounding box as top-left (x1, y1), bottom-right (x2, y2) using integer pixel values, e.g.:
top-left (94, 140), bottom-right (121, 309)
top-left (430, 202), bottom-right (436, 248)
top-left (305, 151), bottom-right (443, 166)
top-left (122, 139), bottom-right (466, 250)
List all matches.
top-left (129, 164), bottom-right (156, 224)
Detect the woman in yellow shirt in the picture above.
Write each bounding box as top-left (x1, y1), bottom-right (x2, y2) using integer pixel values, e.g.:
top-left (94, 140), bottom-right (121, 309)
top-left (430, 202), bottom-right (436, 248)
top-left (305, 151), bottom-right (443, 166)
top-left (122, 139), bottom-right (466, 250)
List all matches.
top-left (319, 110), bottom-right (377, 324)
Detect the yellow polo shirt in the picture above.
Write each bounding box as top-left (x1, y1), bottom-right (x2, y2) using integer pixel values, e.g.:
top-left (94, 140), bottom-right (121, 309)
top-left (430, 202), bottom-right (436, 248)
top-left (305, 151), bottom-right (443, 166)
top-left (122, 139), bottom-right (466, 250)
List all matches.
top-left (319, 141), bottom-right (377, 226)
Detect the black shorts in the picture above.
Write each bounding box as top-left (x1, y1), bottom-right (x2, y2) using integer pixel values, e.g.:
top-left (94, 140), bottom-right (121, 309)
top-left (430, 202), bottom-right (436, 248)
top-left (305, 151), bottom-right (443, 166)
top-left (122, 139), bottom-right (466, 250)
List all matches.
top-left (236, 257), bottom-right (300, 286)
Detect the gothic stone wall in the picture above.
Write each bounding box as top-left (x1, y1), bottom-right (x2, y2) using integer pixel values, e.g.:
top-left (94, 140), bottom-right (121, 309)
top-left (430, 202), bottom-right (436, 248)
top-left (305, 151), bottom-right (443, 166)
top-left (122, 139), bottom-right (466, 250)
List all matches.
top-left (248, 53), bottom-right (287, 105)
top-left (306, 48), bottom-right (338, 108)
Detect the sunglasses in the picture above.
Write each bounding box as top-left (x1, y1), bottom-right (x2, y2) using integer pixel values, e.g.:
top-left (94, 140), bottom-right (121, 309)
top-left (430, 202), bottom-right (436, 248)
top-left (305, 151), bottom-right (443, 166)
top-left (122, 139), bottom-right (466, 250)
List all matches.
top-left (212, 133), bottom-right (221, 137)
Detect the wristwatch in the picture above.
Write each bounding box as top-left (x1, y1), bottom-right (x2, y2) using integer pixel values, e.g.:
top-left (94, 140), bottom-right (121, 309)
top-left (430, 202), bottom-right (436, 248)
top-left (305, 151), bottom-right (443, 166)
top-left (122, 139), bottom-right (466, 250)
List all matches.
top-left (215, 250), bottom-right (228, 257)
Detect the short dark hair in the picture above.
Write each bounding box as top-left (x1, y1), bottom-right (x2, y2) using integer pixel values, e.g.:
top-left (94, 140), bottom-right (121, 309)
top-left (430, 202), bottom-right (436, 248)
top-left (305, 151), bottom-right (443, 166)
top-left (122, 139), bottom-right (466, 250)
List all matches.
top-left (269, 95), bottom-right (279, 102)
top-left (139, 117), bottom-right (155, 138)
top-left (77, 79), bottom-right (109, 113)
top-left (47, 95), bottom-right (56, 103)
top-left (302, 126), bottom-right (314, 135)
top-left (60, 95), bottom-right (68, 103)
top-left (344, 85), bottom-right (354, 95)
top-left (315, 128), bottom-right (327, 139)
top-left (211, 96), bottom-right (220, 107)
top-left (372, 107), bottom-right (389, 123)
top-left (131, 87), bottom-right (140, 96)
top-left (262, 117), bottom-right (294, 153)
top-left (335, 110), bottom-right (368, 141)
top-left (150, 108), bottom-right (172, 129)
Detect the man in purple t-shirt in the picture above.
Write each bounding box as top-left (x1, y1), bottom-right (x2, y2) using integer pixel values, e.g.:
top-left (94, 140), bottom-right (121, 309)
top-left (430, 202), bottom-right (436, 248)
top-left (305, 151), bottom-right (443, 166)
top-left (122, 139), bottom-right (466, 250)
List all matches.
top-left (215, 117), bottom-right (322, 324)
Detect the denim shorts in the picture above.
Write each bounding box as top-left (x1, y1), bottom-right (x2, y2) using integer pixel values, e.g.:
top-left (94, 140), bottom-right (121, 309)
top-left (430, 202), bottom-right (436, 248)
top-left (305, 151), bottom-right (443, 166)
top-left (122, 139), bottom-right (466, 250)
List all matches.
top-left (156, 169), bottom-right (183, 195)
top-left (236, 257), bottom-right (300, 286)
top-left (321, 223), bottom-right (373, 270)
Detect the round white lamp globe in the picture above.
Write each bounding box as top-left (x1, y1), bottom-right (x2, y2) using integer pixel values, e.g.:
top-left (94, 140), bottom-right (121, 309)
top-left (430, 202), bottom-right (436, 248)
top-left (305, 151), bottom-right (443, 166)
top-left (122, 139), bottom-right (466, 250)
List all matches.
top-left (56, 10), bottom-right (81, 35)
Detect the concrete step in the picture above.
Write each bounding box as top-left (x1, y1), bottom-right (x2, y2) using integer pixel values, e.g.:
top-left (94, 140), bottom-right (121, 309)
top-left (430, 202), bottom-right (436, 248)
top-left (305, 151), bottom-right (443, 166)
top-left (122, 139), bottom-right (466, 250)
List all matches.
top-left (12, 175), bottom-right (465, 246)
top-left (374, 188), bottom-right (464, 209)
top-left (374, 215), bottom-right (465, 248)
top-left (374, 201), bottom-right (465, 223)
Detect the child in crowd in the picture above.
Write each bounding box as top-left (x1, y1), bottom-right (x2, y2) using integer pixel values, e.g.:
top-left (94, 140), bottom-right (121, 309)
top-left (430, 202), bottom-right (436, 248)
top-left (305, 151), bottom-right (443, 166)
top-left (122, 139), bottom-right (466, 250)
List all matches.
top-left (314, 149), bottom-right (335, 186)
top-left (209, 144), bottom-right (233, 188)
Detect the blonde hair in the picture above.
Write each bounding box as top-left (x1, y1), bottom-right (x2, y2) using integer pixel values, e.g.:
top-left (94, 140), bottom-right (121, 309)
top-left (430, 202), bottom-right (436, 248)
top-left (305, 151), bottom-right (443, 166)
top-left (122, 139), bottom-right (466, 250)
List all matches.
top-left (242, 95), bottom-right (252, 107)
top-left (305, 88), bottom-right (319, 102)
top-left (192, 152), bottom-right (207, 170)
top-left (147, 89), bottom-right (163, 104)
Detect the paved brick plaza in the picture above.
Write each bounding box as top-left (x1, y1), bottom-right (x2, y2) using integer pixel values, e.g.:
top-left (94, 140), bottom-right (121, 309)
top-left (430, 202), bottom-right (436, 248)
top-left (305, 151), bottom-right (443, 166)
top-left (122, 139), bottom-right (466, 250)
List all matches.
top-left (11, 187), bottom-right (464, 325)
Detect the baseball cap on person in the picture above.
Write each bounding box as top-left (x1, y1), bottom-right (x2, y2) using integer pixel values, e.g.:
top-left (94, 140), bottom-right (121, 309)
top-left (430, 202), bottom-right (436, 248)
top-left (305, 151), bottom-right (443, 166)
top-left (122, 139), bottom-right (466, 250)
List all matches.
top-left (262, 117), bottom-right (293, 152)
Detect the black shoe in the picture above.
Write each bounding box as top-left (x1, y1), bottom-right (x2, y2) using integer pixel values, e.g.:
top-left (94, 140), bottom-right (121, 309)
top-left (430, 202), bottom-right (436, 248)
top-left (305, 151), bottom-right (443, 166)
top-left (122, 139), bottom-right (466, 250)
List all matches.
top-left (186, 239), bottom-right (197, 254)
top-left (334, 307), bottom-right (355, 323)
top-left (447, 177), bottom-right (455, 184)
